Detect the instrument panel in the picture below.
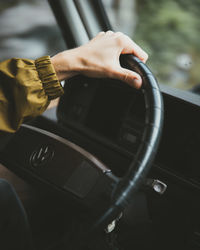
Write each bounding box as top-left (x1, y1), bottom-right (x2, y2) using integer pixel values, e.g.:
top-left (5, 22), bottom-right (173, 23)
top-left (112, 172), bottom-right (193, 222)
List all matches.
top-left (55, 76), bottom-right (200, 186)
top-left (58, 76), bottom-right (145, 152)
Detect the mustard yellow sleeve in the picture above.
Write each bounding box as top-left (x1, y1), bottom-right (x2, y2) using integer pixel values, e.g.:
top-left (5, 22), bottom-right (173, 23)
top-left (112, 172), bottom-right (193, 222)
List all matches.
top-left (0, 56), bottom-right (64, 133)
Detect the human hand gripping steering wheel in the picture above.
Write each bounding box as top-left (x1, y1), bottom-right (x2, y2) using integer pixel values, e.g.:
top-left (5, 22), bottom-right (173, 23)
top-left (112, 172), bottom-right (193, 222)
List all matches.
top-left (51, 31), bottom-right (148, 88)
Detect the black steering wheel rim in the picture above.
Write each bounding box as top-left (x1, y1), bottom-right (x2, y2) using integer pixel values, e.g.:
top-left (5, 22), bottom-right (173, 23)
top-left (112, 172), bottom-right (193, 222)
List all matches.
top-left (92, 54), bottom-right (164, 231)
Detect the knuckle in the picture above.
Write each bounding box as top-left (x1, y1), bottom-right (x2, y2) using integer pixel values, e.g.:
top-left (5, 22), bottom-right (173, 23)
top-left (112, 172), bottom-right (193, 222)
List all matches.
top-left (97, 31), bottom-right (105, 36)
top-left (122, 71), bottom-right (129, 82)
top-left (115, 36), bottom-right (123, 46)
top-left (113, 32), bottom-right (126, 46)
top-left (106, 30), bottom-right (114, 35)
top-left (115, 31), bottom-right (124, 37)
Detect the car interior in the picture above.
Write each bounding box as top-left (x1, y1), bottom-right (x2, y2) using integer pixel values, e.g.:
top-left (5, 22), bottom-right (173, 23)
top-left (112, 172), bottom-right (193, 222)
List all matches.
top-left (0, 1), bottom-right (200, 250)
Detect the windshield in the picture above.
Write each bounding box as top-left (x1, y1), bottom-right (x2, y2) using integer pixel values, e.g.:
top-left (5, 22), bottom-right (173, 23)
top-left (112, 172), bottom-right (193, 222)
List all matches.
top-left (103, 0), bottom-right (200, 96)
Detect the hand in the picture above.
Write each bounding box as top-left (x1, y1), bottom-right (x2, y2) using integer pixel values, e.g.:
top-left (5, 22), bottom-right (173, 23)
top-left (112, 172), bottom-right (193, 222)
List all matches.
top-left (51, 31), bottom-right (148, 89)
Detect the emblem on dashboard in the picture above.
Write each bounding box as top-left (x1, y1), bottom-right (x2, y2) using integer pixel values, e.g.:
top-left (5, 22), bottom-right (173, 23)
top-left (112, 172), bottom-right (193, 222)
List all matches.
top-left (30, 145), bottom-right (54, 168)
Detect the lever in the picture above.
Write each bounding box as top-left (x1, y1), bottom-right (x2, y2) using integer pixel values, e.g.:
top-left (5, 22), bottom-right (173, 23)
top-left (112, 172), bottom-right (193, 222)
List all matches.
top-left (145, 178), bottom-right (167, 195)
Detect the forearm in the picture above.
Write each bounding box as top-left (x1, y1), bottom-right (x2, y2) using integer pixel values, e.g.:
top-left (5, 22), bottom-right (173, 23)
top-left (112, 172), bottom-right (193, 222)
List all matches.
top-left (50, 49), bottom-right (81, 81)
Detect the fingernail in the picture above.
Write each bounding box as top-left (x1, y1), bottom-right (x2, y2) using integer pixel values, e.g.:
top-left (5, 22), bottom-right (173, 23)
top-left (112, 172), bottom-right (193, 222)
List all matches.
top-left (142, 52), bottom-right (148, 63)
top-left (133, 78), bottom-right (142, 89)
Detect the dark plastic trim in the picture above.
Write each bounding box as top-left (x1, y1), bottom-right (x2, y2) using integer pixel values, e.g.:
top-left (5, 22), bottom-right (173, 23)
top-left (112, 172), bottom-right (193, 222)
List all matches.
top-left (160, 84), bottom-right (200, 108)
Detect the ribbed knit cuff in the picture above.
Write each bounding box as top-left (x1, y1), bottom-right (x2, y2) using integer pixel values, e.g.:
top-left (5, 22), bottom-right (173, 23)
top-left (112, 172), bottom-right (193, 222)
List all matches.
top-left (35, 56), bottom-right (64, 100)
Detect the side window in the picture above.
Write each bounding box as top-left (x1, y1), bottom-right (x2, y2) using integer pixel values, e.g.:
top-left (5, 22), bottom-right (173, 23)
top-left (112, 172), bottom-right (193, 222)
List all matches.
top-left (103, 0), bottom-right (200, 96)
top-left (0, 0), bottom-right (65, 61)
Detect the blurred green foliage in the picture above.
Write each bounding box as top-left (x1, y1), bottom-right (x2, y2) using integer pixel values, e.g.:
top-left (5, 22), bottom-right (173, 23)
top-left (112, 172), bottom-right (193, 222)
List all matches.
top-left (134, 0), bottom-right (200, 90)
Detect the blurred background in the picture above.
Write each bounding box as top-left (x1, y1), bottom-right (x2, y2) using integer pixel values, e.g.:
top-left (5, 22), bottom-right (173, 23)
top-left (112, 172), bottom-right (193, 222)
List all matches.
top-left (0, 0), bottom-right (200, 95)
top-left (0, 0), bottom-right (65, 59)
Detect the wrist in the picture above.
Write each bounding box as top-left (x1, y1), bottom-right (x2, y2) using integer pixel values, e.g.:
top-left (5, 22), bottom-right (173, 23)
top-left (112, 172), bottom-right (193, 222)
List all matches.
top-left (51, 49), bottom-right (82, 81)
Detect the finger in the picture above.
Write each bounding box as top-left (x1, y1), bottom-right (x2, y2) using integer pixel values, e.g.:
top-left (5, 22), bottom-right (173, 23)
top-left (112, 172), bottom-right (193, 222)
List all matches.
top-left (123, 39), bottom-right (148, 63)
top-left (97, 31), bottom-right (105, 36)
top-left (94, 31), bottom-right (105, 38)
top-left (115, 33), bottom-right (148, 63)
top-left (111, 67), bottom-right (142, 89)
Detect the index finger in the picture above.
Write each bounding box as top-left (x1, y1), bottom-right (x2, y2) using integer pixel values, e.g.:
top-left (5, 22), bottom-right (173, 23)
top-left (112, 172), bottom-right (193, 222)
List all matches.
top-left (115, 33), bottom-right (148, 63)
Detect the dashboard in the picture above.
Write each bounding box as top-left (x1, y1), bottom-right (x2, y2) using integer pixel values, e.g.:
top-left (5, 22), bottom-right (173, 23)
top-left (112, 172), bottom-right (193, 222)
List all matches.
top-left (53, 75), bottom-right (200, 189)
top-left (20, 74), bottom-right (200, 248)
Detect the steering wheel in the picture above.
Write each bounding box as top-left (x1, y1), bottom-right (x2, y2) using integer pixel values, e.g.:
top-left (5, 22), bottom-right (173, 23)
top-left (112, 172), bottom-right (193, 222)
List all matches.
top-left (92, 54), bottom-right (164, 231)
top-left (0, 55), bottom-right (163, 245)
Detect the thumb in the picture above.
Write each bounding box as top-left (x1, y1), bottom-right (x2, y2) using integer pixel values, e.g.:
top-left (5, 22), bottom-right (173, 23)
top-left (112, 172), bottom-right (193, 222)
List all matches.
top-left (113, 67), bottom-right (142, 89)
